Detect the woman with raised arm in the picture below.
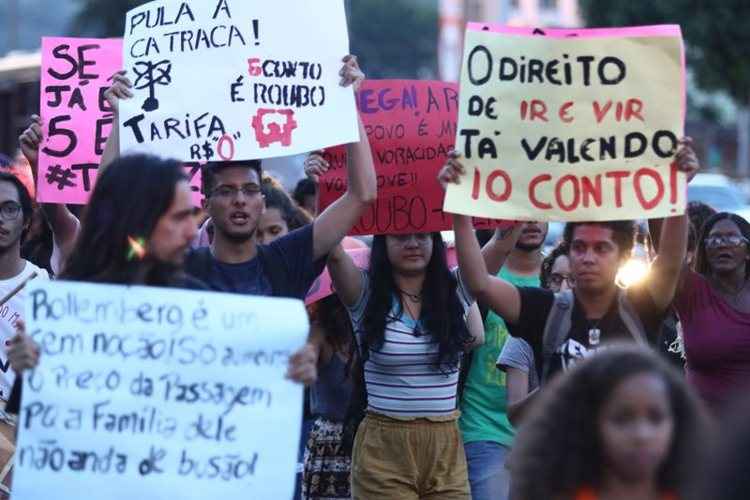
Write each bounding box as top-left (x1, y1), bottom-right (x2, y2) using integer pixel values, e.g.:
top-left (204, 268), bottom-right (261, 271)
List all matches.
top-left (325, 232), bottom-right (482, 498)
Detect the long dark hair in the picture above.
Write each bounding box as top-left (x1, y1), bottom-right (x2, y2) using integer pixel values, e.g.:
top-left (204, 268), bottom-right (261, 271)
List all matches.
top-left (62, 155), bottom-right (188, 285)
top-left (511, 346), bottom-right (709, 500)
top-left (695, 212), bottom-right (750, 279)
top-left (360, 232), bottom-right (471, 371)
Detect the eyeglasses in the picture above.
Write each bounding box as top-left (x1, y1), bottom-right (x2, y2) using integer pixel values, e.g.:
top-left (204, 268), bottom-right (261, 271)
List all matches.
top-left (211, 184), bottom-right (262, 199)
top-left (0, 201), bottom-right (21, 221)
top-left (704, 235), bottom-right (749, 249)
top-left (390, 234), bottom-right (432, 247)
top-left (549, 273), bottom-right (575, 288)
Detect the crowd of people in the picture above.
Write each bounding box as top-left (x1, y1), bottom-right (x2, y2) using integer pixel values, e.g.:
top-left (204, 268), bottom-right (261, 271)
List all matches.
top-left (0, 49), bottom-right (747, 500)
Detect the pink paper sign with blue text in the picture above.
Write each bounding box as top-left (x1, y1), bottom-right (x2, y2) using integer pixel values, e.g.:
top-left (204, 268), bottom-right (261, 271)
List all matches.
top-left (38, 37), bottom-right (204, 206)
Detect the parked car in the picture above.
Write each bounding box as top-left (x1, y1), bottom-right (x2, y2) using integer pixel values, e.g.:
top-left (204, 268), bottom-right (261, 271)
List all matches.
top-left (688, 173), bottom-right (750, 222)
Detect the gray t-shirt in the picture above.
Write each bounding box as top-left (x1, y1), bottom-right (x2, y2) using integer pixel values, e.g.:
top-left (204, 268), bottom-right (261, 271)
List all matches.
top-left (497, 336), bottom-right (539, 392)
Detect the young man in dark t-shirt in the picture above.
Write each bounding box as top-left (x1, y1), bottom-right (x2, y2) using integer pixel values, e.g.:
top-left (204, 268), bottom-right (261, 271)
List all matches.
top-left (507, 222), bottom-right (667, 379)
top-left (185, 55), bottom-right (375, 300)
top-left (441, 143), bottom-right (700, 382)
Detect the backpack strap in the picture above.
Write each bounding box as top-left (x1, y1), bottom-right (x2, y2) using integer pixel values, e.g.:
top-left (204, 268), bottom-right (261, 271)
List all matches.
top-left (617, 290), bottom-right (648, 345)
top-left (540, 290), bottom-right (574, 384)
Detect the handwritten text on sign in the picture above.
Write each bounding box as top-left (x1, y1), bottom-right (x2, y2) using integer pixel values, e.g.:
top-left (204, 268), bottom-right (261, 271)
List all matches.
top-left (38, 37), bottom-right (204, 206)
top-left (38, 37), bottom-right (122, 204)
top-left (14, 281), bottom-right (307, 500)
top-left (120, 0), bottom-right (358, 162)
top-left (318, 80), bottom-right (509, 235)
top-left (443, 25), bottom-right (686, 221)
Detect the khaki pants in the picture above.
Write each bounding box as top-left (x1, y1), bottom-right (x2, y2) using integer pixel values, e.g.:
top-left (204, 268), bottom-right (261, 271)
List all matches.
top-left (351, 412), bottom-right (470, 500)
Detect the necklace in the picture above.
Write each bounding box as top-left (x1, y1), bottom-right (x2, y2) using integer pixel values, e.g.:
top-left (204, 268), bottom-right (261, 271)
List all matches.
top-left (587, 318), bottom-right (602, 346)
top-left (397, 287), bottom-right (422, 303)
top-left (400, 295), bottom-right (423, 336)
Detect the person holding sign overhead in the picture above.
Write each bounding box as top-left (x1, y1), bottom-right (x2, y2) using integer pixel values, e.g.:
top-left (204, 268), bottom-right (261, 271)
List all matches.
top-left (326, 231), bottom-right (485, 499)
top-left (440, 140), bottom-right (699, 391)
top-left (96, 55), bottom-right (375, 301)
top-left (184, 55), bottom-right (375, 299)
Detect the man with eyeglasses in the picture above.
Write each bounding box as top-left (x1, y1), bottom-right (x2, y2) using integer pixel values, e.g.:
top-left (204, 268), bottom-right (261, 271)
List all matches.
top-left (184, 55), bottom-right (376, 298)
top-left (0, 172), bottom-right (48, 407)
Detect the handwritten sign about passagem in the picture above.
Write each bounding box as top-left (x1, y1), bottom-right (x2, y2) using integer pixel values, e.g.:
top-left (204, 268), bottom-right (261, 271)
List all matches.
top-left (14, 281), bottom-right (308, 500)
top-left (444, 25), bottom-right (686, 221)
top-left (119, 0), bottom-right (358, 162)
top-left (38, 37), bottom-right (122, 204)
top-left (318, 80), bottom-right (509, 235)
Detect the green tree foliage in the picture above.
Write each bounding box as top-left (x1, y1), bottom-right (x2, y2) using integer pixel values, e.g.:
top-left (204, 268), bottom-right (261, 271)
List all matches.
top-left (72, 0), bottom-right (149, 37)
top-left (72, 0), bottom-right (438, 79)
top-left (579, 0), bottom-right (749, 107)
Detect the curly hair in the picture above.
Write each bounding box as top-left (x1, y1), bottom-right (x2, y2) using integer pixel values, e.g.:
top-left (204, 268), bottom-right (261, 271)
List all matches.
top-left (540, 241), bottom-right (570, 289)
top-left (510, 345), bottom-right (708, 500)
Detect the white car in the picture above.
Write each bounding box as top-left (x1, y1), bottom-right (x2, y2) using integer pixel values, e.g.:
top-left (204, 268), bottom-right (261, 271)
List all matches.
top-left (688, 173), bottom-right (750, 221)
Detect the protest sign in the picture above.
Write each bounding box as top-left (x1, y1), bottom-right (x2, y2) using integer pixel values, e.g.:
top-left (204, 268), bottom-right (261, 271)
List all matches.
top-left (38, 37), bottom-right (122, 204)
top-left (318, 80), bottom-right (510, 235)
top-left (38, 37), bottom-right (204, 206)
top-left (119, 0), bottom-right (358, 163)
top-left (443, 25), bottom-right (686, 222)
top-left (14, 281), bottom-right (308, 500)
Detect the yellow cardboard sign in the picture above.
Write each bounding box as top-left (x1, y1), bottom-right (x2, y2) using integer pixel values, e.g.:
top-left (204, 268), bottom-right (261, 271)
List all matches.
top-left (444, 25), bottom-right (685, 221)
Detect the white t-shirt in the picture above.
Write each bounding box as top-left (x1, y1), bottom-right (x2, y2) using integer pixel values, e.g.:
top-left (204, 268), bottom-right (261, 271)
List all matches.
top-left (0, 261), bottom-right (49, 401)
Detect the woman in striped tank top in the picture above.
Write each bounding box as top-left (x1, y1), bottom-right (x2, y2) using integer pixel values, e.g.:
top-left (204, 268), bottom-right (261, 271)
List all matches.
top-left (328, 233), bottom-right (483, 499)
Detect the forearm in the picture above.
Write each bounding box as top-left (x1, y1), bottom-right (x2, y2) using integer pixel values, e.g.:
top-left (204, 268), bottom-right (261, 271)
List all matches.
top-left (99, 117), bottom-right (120, 173)
top-left (649, 214), bottom-right (688, 309)
top-left (508, 388), bottom-right (539, 427)
top-left (41, 204), bottom-right (79, 250)
top-left (656, 215), bottom-right (688, 269)
top-left (454, 214), bottom-right (491, 298)
top-left (482, 224), bottom-right (522, 276)
top-left (344, 115), bottom-right (376, 204)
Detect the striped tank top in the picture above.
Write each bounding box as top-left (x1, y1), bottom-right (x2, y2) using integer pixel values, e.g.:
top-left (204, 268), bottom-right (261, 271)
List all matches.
top-left (348, 269), bottom-right (474, 418)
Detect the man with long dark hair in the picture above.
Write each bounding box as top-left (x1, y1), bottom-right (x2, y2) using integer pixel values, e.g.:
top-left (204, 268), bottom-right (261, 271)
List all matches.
top-left (7, 155), bottom-right (317, 415)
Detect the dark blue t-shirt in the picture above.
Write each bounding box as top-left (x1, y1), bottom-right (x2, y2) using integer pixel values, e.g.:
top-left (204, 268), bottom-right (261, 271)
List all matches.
top-left (184, 224), bottom-right (325, 299)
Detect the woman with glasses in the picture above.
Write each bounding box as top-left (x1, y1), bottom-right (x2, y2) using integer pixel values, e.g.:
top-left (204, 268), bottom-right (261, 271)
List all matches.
top-left (326, 232), bottom-right (483, 499)
top-left (672, 212), bottom-right (750, 414)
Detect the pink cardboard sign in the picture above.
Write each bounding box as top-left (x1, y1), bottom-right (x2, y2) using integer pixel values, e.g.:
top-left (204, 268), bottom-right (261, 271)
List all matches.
top-left (38, 38), bottom-right (205, 208)
top-left (38, 37), bottom-right (123, 204)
